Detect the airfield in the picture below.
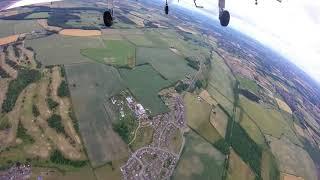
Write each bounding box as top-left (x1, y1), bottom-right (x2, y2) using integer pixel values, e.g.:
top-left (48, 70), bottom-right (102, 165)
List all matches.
top-left (0, 0), bottom-right (320, 180)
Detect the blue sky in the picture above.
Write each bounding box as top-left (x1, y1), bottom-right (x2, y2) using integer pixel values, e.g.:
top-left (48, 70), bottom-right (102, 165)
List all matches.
top-left (172, 0), bottom-right (320, 83)
top-left (6, 0), bottom-right (320, 83)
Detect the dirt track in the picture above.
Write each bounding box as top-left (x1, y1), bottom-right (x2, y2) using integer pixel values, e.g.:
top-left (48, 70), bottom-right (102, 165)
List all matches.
top-left (0, 34), bottom-right (19, 46)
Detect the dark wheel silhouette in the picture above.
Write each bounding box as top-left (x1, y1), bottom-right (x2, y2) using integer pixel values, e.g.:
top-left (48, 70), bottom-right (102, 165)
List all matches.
top-left (165, 4), bottom-right (169, 15)
top-left (103, 10), bottom-right (113, 27)
top-left (219, 10), bottom-right (230, 27)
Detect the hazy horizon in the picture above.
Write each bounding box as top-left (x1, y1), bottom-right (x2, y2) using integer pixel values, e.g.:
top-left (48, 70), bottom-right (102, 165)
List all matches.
top-left (173, 0), bottom-right (320, 84)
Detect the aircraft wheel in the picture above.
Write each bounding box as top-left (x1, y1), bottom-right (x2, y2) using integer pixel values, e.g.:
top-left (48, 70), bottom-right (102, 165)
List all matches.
top-left (103, 10), bottom-right (113, 27)
top-left (219, 10), bottom-right (230, 27)
top-left (165, 4), bottom-right (169, 15)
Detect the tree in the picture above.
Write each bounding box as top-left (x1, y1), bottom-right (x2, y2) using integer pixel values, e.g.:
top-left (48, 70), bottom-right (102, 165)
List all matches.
top-left (57, 80), bottom-right (70, 97)
top-left (47, 98), bottom-right (59, 110)
top-left (50, 150), bottom-right (87, 167)
top-left (47, 114), bottom-right (65, 135)
top-left (32, 104), bottom-right (40, 117)
top-left (2, 68), bottom-right (41, 113)
top-left (175, 83), bottom-right (189, 93)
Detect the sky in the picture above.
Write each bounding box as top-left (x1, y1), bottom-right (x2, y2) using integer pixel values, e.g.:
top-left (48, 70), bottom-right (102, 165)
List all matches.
top-left (6, 0), bottom-right (62, 9)
top-left (172, 0), bottom-right (320, 83)
top-left (5, 0), bottom-right (320, 83)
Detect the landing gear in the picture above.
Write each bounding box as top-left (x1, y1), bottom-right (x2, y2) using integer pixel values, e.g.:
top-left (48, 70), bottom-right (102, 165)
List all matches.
top-left (103, 10), bottom-right (113, 27)
top-left (164, 0), bottom-right (169, 15)
top-left (219, 10), bottom-right (230, 27)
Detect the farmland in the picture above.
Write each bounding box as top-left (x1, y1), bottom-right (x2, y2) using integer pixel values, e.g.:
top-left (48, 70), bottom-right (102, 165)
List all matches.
top-left (207, 51), bottom-right (235, 106)
top-left (207, 86), bottom-right (234, 116)
top-left (62, 10), bottom-right (105, 30)
top-left (173, 131), bottom-right (225, 180)
top-left (125, 35), bottom-right (153, 47)
top-left (119, 65), bottom-right (171, 115)
top-left (94, 158), bottom-right (128, 180)
top-left (238, 110), bottom-right (267, 147)
top-left (240, 95), bottom-right (299, 143)
top-left (237, 76), bottom-right (259, 95)
top-left (0, 0), bottom-right (319, 179)
top-left (227, 117), bottom-right (263, 177)
top-left (268, 136), bottom-right (317, 180)
top-left (260, 150), bottom-right (280, 180)
top-left (26, 34), bottom-right (104, 65)
top-left (81, 40), bottom-right (135, 67)
top-left (210, 106), bottom-right (229, 138)
top-left (226, 149), bottom-right (256, 180)
top-left (59, 29), bottom-right (102, 37)
top-left (65, 62), bottom-right (128, 167)
top-left (184, 92), bottom-right (222, 144)
top-left (25, 12), bottom-right (49, 19)
top-left (0, 20), bottom-right (42, 37)
top-left (275, 97), bottom-right (292, 114)
top-left (136, 47), bottom-right (195, 83)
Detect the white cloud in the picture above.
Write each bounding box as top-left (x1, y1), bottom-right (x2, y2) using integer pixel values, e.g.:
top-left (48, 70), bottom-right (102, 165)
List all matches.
top-left (6, 0), bottom-right (61, 9)
top-left (173, 0), bottom-right (320, 83)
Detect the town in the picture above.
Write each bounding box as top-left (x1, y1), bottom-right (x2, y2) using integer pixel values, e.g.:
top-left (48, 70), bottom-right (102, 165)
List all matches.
top-left (120, 92), bottom-right (186, 180)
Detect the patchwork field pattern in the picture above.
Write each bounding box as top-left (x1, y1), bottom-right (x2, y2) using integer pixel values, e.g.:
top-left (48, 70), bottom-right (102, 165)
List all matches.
top-left (81, 40), bottom-right (135, 67)
top-left (119, 65), bottom-right (171, 115)
top-left (65, 62), bottom-right (128, 167)
top-left (26, 34), bottom-right (104, 65)
top-left (173, 131), bottom-right (225, 180)
top-left (184, 92), bottom-right (222, 144)
top-left (136, 47), bottom-right (195, 83)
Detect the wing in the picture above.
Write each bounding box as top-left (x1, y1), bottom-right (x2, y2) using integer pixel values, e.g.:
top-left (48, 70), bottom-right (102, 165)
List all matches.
top-left (0, 0), bottom-right (62, 11)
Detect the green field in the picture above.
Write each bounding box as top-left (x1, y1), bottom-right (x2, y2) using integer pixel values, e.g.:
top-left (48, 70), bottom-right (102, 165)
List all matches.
top-left (0, 20), bottom-right (43, 37)
top-left (81, 40), bottom-right (135, 67)
top-left (25, 12), bottom-right (49, 19)
top-left (136, 47), bottom-right (195, 83)
top-left (173, 131), bottom-right (225, 180)
top-left (144, 29), bottom-right (210, 58)
top-left (184, 93), bottom-right (222, 144)
top-left (268, 136), bottom-right (317, 180)
top-left (144, 30), bottom-right (169, 48)
top-left (207, 87), bottom-right (233, 116)
top-left (240, 95), bottom-right (298, 141)
top-left (227, 118), bottom-right (262, 178)
top-left (26, 34), bottom-right (104, 65)
top-left (125, 35), bottom-right (154, 47)
top-left (260, 150), bottom-right (280, 180)
top-left (207, 51), bottom-right (235, 106)
top-left (226, 149), bottom-right (256, 180)
top-left (119, 65), bottom-right (171, 115)
top-left (210, 106), bottom-right (229, 138)
top-left (65, 62), bottom-right (128, 167)
top-left (238, 110), bottom-right (267, 147)
top-left (94, 158), bottom-right (128, 180)
top-left (237, 76), bottom-right (259, 95)
top-left (65, 10), bottom-right (104, 29)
